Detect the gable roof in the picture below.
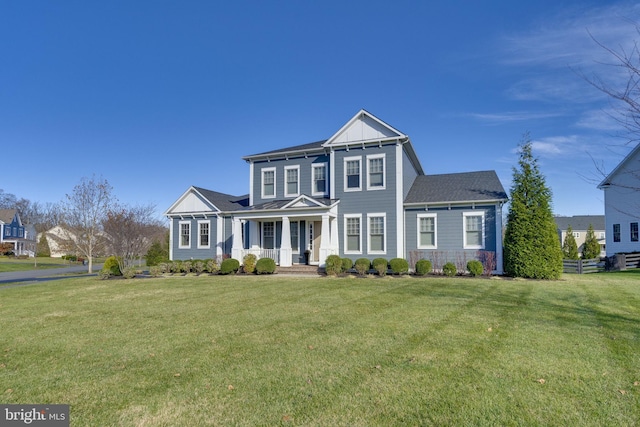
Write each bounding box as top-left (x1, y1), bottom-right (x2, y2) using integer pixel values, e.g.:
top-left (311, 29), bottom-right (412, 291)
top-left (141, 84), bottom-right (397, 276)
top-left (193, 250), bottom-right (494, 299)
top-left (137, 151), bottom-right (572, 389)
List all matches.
top-left (192, 187), bottom-right (249, 211)
top-left (554, 215), bottom-right (605, 231)
top-left (0, 209), bottom-right (18, 224)
top-left (598, 142), bottom-right (640, 188)
top-left (165, 186), bottom-right (248, 215)
top-left (405, 171), bottom-right (508, 205)
top-left (324, 109), bottom-right (407, 146)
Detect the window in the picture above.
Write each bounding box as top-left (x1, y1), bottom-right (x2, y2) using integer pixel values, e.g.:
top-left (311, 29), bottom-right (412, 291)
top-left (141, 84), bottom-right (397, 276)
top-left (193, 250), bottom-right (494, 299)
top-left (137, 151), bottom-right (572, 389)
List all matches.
top-left (291, 221), bottom-right (299, 252)
top-left (198, 220), bottom-right (210, 248)
top-left (4, 227), bottom-right (9, 237)
top-left (367, 154), bottom-right (385, 190)
top-left (263, 221), bottom-right (275, 249)
top-left (463, 212), bottom-right (484, 249)
top-left (632, 223), bottom-right (639, 242)
top-left (368, 214), bottom-right (386, 253)
top-left (573, 232), bottom-right (580, 238)
top-left (179, 221), bottom-right (191, 248)
top-left (285, 166), bottom-right (299, 197)
top-left (418, 214), bottom-right (437, 248)
top-left (599, 232), bottom-right (606, 239)
top-left (345, 215), bottom-right (361, 253)
top-left (613, 224), bottom-right (621, 242)
top-left (261, 168), bottom-right (276, 199)
top-left (312, 163), bottom-right (327, 196)
top-left (344, 157), bottom-right (361, 191)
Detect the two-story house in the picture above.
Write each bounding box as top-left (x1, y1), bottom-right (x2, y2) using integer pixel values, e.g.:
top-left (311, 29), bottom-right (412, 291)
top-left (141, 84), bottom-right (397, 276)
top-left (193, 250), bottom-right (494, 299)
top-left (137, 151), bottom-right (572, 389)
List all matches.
top-left (165, 110), bottom-right (508, 273)
top-left (554, 215), bottom-right (606, 258)
top-left (0, 208), bottom-right (35, 256)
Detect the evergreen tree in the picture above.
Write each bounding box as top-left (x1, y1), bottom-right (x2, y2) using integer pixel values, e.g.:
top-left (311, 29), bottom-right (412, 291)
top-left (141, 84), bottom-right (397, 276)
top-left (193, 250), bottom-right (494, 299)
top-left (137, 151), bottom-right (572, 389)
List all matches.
top-left (562, 225), bottom-right (579, 260)
top-left (36, 234), bottom-right (51, 257)
top-left (503, 135), bottom-right (563, 279)
top-left (582, 224), bottom-right (601, 259)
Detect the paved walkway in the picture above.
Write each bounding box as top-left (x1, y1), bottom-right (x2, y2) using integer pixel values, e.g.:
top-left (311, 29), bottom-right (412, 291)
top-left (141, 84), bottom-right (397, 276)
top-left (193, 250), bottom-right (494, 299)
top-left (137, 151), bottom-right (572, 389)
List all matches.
top-left (0, 264), bottom-right (103, 288)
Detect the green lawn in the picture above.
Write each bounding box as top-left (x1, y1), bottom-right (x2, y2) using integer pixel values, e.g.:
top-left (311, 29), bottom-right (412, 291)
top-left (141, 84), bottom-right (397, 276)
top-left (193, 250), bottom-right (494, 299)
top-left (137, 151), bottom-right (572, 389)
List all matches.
top-left (0, 257), bottom-right (72, 272)
top-left (1, 273), bottom-right (638, 426)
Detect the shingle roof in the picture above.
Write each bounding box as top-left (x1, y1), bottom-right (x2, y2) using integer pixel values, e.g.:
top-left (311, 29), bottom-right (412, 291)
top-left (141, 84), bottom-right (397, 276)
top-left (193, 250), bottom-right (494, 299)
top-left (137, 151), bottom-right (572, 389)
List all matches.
top-left (243, 140), bottom-right (327, 159)
top-left (405, 171), bottom-right (508, 204)
top-left (554, 215), bottom-right (605, 231)
top-left (247, 197), bottom-right (335, 211)
top-left (192, 187), bottom-right (249, 211)
top-left (0, 209), bottom-right (17, 224)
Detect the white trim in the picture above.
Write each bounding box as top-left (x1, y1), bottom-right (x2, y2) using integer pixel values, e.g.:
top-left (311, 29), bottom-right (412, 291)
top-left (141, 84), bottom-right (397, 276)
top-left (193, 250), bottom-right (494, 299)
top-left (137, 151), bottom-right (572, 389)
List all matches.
top-left (249, 162), bottom-right (254, 206)
top-left (344, 214), bottom-right (362, 254)
top-left (463, 211), bottom-right (485, 250)
top-left (197, 219), bottom-right (211, 249)
top-left (284, 165), bottom-right (300, 198)
top-left (417, 213), bottom-right (437, 249)
top-left (178, 220), bottom-right (191, 249)
top-left (329, 149), bottom-right (336, 198)
top-left (366, 153), bottom-right (386, 191)
top-left (262, 221), bottom-right (276, 249)
top-left (344, 156), bottom-right (362, 192)
top-left (216, 216), bottom-right (224, 257)
top-left (261, 167), bottom-right (276, 199)
top-left (290, 220), bottom-right (300, 253)
top-left (395, 144), bottom-right (404, 258)
top-left (367, 212), bottom-right (387, 254)
top-left (311, 162), bottom-right (328, 197)
top-left (169, 220), bottom-right (174, 260)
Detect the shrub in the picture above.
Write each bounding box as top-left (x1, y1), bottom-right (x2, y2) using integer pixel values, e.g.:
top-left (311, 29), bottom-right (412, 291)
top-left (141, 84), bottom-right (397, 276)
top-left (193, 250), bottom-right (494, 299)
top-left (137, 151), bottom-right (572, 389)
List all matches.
top-left (389, 258), bottom-right (409, 275)
top-left (442, 262), bottom-right (457, 277)
top-left (192, 260), bottom-right (205, 274)
top-left (182, 261), bottom-right (193, 274)
top-left (341, 257), bottom-right (353, 272)
top-left (325, 255), bottom-right (343, 276)
top-left (372, 258), bottom-right (388, 276)
top-left (415, 259), bottom-right (432, 276)
top-left (123, 267), bottom-right (137, 279)
top-left (256, 257), bottom-right (276, 274)
top-left (220, 258), bottom-right (240, 275)
top-left (354, 258), bottom-right (371, 276)
top-left (243, 254), bottom-right (257, 274)
top-left (149, 266), bottom-right (163, 277)
top-left (205, 258), bottom-right (219, 274)
top-left (145, 240), bottom-right (169, 266)
top-left (467, 260), bottom-right (483, 277)
top-left (102, 256), bottom-right (122, 276)
top-left (170, 260), bottom-right (183, 274)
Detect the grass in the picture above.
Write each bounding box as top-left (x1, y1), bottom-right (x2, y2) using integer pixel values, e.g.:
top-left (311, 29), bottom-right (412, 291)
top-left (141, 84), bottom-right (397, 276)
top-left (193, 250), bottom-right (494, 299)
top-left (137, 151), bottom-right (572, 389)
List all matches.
top-left (0, 257), bottom-right (73, 272)
top-left (0, 273), bottom-right (639, 426)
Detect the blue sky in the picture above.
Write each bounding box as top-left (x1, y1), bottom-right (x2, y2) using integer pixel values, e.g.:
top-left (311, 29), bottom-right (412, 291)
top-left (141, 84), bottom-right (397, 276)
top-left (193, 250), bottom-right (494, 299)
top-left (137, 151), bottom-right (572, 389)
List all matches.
top-left (2, 1), bottom-right (640, 220)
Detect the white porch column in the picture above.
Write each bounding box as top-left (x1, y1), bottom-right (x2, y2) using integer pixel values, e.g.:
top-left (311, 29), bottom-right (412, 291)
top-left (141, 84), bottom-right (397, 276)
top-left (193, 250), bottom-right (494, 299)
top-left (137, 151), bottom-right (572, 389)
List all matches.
top-left (249, 220), bottom-right (260, 249)
top-left (216, 215), bottom-right (224, 258)
top-left (280, 216), bottom-right (292, 267)
top-left (319, 214), bottom-right (331, 267)
top-left (330, 216), bottom-right (339, 253)
top-left (231, 218), bottom-right (243, 260)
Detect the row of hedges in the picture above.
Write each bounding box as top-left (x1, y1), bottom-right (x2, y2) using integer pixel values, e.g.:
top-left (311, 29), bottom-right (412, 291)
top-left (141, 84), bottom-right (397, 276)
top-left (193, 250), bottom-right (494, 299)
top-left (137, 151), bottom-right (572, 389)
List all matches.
top-left (147, 256), bottom-right (277, 277)
top-left (326, 256), bottom-right (486, 277)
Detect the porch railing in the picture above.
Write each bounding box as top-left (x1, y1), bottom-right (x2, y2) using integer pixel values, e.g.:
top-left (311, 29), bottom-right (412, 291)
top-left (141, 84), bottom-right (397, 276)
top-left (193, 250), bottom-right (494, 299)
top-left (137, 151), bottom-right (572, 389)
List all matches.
top-left (240, 248), bottom-right (280, 265)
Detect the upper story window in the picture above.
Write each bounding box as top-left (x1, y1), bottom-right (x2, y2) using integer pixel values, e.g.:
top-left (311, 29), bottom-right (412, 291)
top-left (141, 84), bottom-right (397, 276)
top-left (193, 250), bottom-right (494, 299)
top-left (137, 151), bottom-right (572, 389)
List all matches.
top-left (198, 220), bottom-right (210, 249)
top-left (368, 213), bottom-right (386, 254)
top-left (463, 212), bottom-right (485, 249)
top-left (179, 221), bottom-right (191, 248)
top-left (599, 232), bottom-right (605, 239)
top-left (367, 154), bottom-right (386, 190)
top-left (4, 227), bottom-right (9, 237)
top-left (613, 224), bottom-right (621, 242)
top-left (261, 167), bottom-right (276, 199)
top-left (312, 163), bottom-right (327, 196)
top-left (285, 166), bottom-right (300, 197)
top-left (418, 214), bottom-right (437, 249)
top-left (344, 214), bottom-right (361, 254)
top-left (631, 222), bottom-right (639, 242)
top-left (572, 232), bottom-right (580, 238)
top-left (344, 156), bottom-right (362, 192)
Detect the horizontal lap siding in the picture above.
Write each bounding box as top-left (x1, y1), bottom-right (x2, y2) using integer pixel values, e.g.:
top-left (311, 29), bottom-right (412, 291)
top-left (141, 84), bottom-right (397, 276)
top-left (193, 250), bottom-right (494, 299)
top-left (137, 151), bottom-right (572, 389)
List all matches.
top-left (171, 216), bottom-right (220, 260)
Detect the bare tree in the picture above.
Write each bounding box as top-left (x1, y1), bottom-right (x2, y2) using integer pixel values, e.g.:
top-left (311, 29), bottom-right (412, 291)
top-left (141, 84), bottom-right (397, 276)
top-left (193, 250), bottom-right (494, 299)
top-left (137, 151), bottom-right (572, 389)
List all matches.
top-left (61, 176), bottom-right (115, 273)
top-left (102, 204), bottom-right (166, 274)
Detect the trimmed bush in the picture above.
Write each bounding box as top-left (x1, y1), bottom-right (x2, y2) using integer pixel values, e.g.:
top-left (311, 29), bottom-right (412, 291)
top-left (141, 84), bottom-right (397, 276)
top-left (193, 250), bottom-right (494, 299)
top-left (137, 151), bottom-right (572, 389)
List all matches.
top-left (220, 258), bottom-right (240, 275)
top-left (341, 257), bottom-right (353, 273)
top-left (149, 266), bottom-right (163, 277)
top-left (182, 261), bottom-right (193, 274)
top-left (389, 258), bottom-right (409, 275)
top-left (372, 258), bottom-right (388, 276)
top-left (467, 260), bottom-right (483, 277)
top-left (123, 267), bottom-right (137, 279)
top-left (415, 259), bottom-right (432, 276)
top-left (205, 259), bottom-right (219, 274)
top-left (355, 258), bottom-right (371, 276)
top-left (325, 255), bottom-right (343, 276)
top-left (192, 260), bottom-right (205, 274)
top-left (442, 262), bottom-right (457, 277)
top-left (256, 257), bottom-right (276, 274)
top-left (102, 256), bottom-right (122, 276)
top-left (243, 254), bottom-right (257, 274)
top-left (170, 260), bottom-right (183, 274)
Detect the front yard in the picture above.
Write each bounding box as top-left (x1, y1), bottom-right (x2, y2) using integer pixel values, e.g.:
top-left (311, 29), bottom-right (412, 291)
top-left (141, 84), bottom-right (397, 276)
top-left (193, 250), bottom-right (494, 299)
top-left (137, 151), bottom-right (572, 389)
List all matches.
top-left (1, 273), bottom-right (638, 426)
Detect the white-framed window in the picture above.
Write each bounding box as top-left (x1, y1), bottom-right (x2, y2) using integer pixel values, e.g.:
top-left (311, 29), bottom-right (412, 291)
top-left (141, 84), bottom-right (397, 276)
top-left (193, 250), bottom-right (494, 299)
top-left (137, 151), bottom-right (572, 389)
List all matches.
top-left (179, 221), bottom-right (191, 249)
top-left (290, 221), bottom-right (299, 252)
top-left (344, 214), bottom-right (362, 254)
top-left (366, 154), bottom-right (386, 190)
top-left (632, 222), bottom-right (639, 242)
top-left (599, 232), bottom-right (605, 239)
top-left (573, 232), bottom-right (580, 238)
top-left (262, 221), bottom-right (275, 249)
top-left (463, 212), bottom-right (485, 249)
top-left (312, 163), bottom-right (327, 196)
top-left (261, 167), bottom-right (276, 199)
top-left (368, 213), bottom-right (386, 254)
top-left (284, 165), bottom-right (300, 197)
top-left (417, 213), bottom-right (437, 249)
top-left (198, 220), bottom-right (210, 249)
top-left (344, 156), bottom-right (362, 192)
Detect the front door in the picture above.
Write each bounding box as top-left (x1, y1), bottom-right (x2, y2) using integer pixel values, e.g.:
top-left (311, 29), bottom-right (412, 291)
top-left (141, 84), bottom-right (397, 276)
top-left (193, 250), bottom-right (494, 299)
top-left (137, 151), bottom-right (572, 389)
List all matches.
top-left (307, 221), bottom-right (322, 263)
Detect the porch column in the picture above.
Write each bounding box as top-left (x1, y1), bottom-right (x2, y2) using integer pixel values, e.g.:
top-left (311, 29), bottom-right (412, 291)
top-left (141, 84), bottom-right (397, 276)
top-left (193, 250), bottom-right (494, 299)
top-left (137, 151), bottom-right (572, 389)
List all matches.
top-left (330, 216), bottom-right (339, 254)
top-left (231, 218), bottom-right (243, 260)
top-left (319, 214), bottom-right (331, 267)
top-left (249, 220), bottom-right (260, 249)
top-left (280, 216), bottom-right (292, 267)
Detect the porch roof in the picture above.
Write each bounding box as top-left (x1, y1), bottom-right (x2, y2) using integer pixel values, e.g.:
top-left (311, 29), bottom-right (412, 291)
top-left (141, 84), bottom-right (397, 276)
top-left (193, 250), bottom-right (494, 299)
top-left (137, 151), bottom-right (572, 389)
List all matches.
top-left (245, 196), bottom-right (336, 211)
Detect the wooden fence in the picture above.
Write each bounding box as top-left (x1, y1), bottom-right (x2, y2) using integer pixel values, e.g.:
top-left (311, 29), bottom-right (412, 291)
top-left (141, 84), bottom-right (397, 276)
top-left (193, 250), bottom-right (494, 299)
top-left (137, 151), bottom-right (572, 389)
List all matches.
top-left (562, 258), bottom-right (606, 274)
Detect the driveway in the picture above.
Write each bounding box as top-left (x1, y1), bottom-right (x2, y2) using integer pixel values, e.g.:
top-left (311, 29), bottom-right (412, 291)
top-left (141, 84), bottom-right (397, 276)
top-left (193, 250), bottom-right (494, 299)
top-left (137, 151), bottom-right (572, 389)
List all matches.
top-left (0, 264), bottom-right (103, 288)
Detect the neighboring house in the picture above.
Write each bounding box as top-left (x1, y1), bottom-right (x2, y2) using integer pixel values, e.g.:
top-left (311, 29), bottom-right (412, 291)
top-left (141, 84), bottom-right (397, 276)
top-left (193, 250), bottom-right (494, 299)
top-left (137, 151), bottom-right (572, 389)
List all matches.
top-left (554, 215), bottom-right (606, 258)
top-left (38, 225), bottom-right (77, 258)
top-left (598, 143), bottom-right (640, 255)
top-left (0, 209), bottom-right (36, 257)
top-left (165, 110), bottom-right (508, 272)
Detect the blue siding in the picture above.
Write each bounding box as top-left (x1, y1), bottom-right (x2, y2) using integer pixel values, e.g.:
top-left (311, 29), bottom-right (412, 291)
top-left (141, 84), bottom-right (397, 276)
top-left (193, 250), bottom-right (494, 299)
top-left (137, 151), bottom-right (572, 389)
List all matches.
top-left (402, 148), bottom-right (419, 200)
top-left (171, 215), bottom-right (221, 260)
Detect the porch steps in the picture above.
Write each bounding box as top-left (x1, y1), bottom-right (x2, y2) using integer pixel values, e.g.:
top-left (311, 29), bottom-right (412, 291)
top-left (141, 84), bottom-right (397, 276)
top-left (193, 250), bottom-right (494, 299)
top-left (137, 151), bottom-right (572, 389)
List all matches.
top-left (276, 265), bottom-right (324, 276)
